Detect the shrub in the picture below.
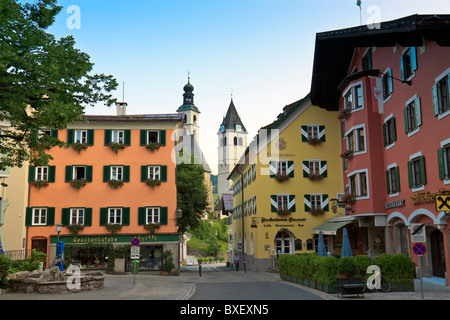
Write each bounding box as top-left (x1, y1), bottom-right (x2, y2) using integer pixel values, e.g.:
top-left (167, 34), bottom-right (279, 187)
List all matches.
top-left (0, 254), bottom-right (12, 288)
top-left (374, 253), bottom-right (414, 283)
top-left (338, 256), bottom-right (358, 277)
top-left (313, 256), bottom-right (339, 284)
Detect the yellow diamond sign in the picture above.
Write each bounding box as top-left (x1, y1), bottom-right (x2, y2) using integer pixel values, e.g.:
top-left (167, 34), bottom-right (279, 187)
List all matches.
top-left (435, 194), bottom-right (450, 212)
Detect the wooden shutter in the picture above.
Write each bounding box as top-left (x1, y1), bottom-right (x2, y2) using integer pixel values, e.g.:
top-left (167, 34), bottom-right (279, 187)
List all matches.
top-left (414, 98), bottom-right (422, 126)
top-left (304, 195), bottom-right (311, 212)
top-left (46, 207), bottom-right (55, 226)
top-left (86, 166), bottom-right (93, 182)
top-left (62, 208), bottom-right (70, 226)
top-left (159, 130), bottom-right (166, 146)
top-left (87, 130), bottom-right (94, 146)
top-left (103, 166), bottom-right (110, 182)
top-left (407, 161), bottom-right (413, 188)
top-left (160, 207), bottom-right (168, 225)
top-left (387, 68), bottom-right (394, 94)
top-left (390, 118), bottom-right (396, 142)
top-left (25, 208), bottom-right (33, 226)
top-left (400, 55), bottom-right (405, 81)
top-left (403, 107), bottom-right (410, 133)
top-left (160, 165), bottom-right (167, 182)
top-left (394, 167), bottom-right (400, 192)
top-left (138, 207), bottom-right (146, 225)
top-left (67, 129), bottom-right (75, 145)
top-left (123, 166), bottom-right (130, 182)
top-left (419, 156), bottom-right (427, 185)
top-left (270, 195), bottom-right (278, 212)
top-left (432, 84), bottom-right (440, 116)
top-left (99, 208), bottom-right (108, 226)
top-left (104, 130), bottom-right (112, 145)
top-left (320, 161), bottom-right (327, 178)
top-left (303, 161), bottom-right (310, 178)
top-left (321, 195), bottom-right (329, 211)
top-left (386, 170), bottom-right (391, 194)
top-left (140, 130), bottom-right (147, 145)
top-left (141, 165), bottom-right (148, 181)
top-left (124, 130), bottom-right (131, 146)
top-left (122, 207), bottom-right (130, 226)
top-left (438, 148), bottom-right (446, 180)
top-left (269, 161), bottom-right (277, 178)
top-left (85, 208), bottom-right (92, 226)
top-left (28, 166), bottom-right (36, 182)
top-left (382, 123), bottom-right (387, 147)
top-left (288, 195), bottom-right (296, 212)
top-left (48, 166), bottom-right (56, 183)
top-left (287, 161), bottom-right (294, 178)
top-left (301, 126), bottom-right (308, 142)
top-left (410, 47), bottom-right (418, 72)
top-left (65, 166), bottom-right (73, 182)
top-left (318, 125), bottom-right (326, 142)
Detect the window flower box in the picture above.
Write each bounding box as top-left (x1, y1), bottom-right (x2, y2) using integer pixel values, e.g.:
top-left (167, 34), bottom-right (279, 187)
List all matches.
top-left (308, 173), bottom-right (324, 181)
top-left (145, 179), bottom-right (162, 188)
top-left (277, 209), bottom-right (291, 216)
top-left (340, 150), bottom-right (354, 159)
top-left (275, 172), bottom-right (289, 182)
top-left (108, 179), bottom-right (124, 189)
top-left (66, 223), bottom-right (85, 236)
top-left (307, 137), bottom-right (322, 145)
top-left (145, 143), bottom-right (161, 152)
top-left (31, 180), bottom-right (49, 189)
top-left (105, 223), bottom-right (122, 234)
top-left (342, 194), bottom-right (356, 204)
top-left (70, 179), bottom-right (87, 190)
top-left (310, 208), bottom-right (325, 216)
top-left (108, 142), bottom-right (126, 154)
top-left (144, 223), bottom-right (161, 234)
top-left (71, 143), bottom-right (88, 153)
top-left (338, 108), bottom-right (352, 120)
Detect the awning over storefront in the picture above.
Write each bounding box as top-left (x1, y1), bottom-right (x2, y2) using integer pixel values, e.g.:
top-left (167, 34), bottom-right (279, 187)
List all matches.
top-left (311, 220), bottom-right (354, 236)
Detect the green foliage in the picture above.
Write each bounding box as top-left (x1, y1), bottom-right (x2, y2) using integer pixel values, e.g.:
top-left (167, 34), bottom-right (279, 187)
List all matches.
top-left (161, 250), bottom-right (175, 273)
top-left (0, 254), bottom-right (12, 288)
top-left (338, 257), bottom-right (358, 277)
top-left (187, 219), bottom-right (228, 256)
top-left (0, 0), bottom-right (117, 170)
top-left (0, 250), bottom-right (47, 287)
top-left (205, 237), bottom-right (221, 257)
top-left (374, 253), bottom-right (415, 283)
top-left (313, 256), bottom-right (339, 284)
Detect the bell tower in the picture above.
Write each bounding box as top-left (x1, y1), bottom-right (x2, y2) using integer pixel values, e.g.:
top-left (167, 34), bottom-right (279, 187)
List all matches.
top-left (176, 76), bottom-right (200, 140)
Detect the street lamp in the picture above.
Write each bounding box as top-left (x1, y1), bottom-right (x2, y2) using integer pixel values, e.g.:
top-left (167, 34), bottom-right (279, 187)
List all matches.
top-left (56, 223), bottom-right (63, 242)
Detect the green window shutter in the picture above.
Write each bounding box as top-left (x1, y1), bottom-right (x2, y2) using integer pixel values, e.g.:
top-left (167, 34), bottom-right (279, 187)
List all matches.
top-left (104, 130), bottom-right (112, 145)
top-left (85, 208), bottom-right (92, 226)
top-left (87, 130), bottom-right (94, 146)
top-left (386, 170), bottom-right (391, 194)
top-left (141, 165), bottom-right (148, 181)
top-left (287, 161), bottom-right (294, 178)
top-left (320, 161), bottom-right (327, 178)
top-left (407, 161), bottom-right (413, 188)
top-left (159, 130), bottom-right (166, 146)
top-left (124, 130), bottom-right (131, 146)
top-left (400, 55), bottom-right (405, 81)
top-left (303, 161), bottom-right (310, 178)
top-left (269, 161), bottom-right (277, 178)
top-left (288, 195), bottom-right (296, 212)
top-left (25, 208), bottom-right (33, 226)
top-left (65, 166), bottom-right (73, 182)
top-left (387, 68), bottom-right (394, 94)
top-left (160, 207), bottom-right (168, 225)
top-left (103, 166), bottom-right (110, 182)
top-left (123, 166), bottom-right (130, 182)
top-left (62, 208), bottom-right (70, 226)
top-left (86, 166), bottom-right (93, 182)
top-left (51, 130), bottom-right (58, 138)
top-left (140, 130), bottom-right (147, 146)
top-left (301, 125), bottom-right (308, 142)
top-left (138, 207), bottom-right (146, 225)
top-left (270, 195), bottom-right (278, 212)
top-left (341, 120), bottom-right (345, 138)
top-left (160, 165), bottom-right (167, 182)
top-left (28, 166), bottom-right (36, 182)
top-left (394, 167), bottom-right (400, 192)
top-left (419, 156), bottom-right (427, 185)
top-left (321, 194), bottom-right (329, 211)
top-left (46, 207), bottom-right (55, 226)
top-left (319, 125), bottom-right (326, 142)
top-left (390, 118), bottom-right (397, 142)
top-left (403, 107), bottom-right (410, 133)
top-left (382, 123), bottom-right (387, 147)
top-left (304, 195), bottom-right (311, 212)
top-left (410, 47), bottom-right (418, 72)
top-left (67, 129), bottom-right (75, 145)
top-left (48, 166), bottom-right (56, 183)
top-left (415, 98), bottom-right (422, 126)
top-left (432, 84), bottom-right (440, 116)
top-left (99, 208), bottom-right (108, 226)
top-left (122, 207), bottom-right (130, 226)
top-left (438, 148), bottom-right (446, 180)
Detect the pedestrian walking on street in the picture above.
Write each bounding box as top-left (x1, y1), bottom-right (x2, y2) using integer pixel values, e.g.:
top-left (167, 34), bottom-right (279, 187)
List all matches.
top-left (234, 252), bottom-right (240, 272)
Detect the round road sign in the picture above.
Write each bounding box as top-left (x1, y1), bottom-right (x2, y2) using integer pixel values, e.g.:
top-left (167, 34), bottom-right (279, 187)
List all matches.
top-left (412, 242), bottom-right (426, 256)
top-left (131, 237), bottom-right (140, 247)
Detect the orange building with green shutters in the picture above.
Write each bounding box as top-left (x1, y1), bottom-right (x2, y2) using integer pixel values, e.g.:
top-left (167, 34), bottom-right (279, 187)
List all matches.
top-left (26, 103), bottom-right (183, 273)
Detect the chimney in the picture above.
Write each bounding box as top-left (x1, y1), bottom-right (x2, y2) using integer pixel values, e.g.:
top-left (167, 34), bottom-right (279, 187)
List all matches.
top-left (116, 102), bottom-right (127, 116)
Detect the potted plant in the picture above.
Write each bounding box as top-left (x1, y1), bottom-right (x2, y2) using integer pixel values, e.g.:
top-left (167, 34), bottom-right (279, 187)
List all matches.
top-left (31, 179), bottom-right (49, 189)
top-left (277, 208), bottom-right (291, 216)
top-left (66, 223), bottom-right (85, 236)
top-left (307, 137), bottom-right (322, 145)
top-left (71, 142), bottom-right (88, 153)
top-left (105, 223), bottom-right (122, 234)
top-left (342, 194), bottom-right (356, 204)
top-left (145, 143), bottom-right (161, 152)
top-left (145, 179), bottom-right (162, 188)
top-left (108, 142), bottom-right (126, 154)
top-left (310, 208), bottom-right (325, 216)
top-left (161, 250), bottom-right (175, 276)
top-left (144, 223), bottom-right (160, 234)
top-left (340, 149), bottom-right (354, 159)
top-left (275, 172), bottom-right (289, 182)
top-left (308, 173), bottom-right (324, 181)
top-left (108, 179), bottom-right (124, 189)
top-left (70, 179), bottom-right (88, 190)
top-left (337, 108), bottom-right (352, 120)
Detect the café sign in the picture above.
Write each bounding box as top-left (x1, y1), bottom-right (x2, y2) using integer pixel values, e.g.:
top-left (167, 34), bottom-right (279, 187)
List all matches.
top-left (385, 199), bottom-right (405, 209)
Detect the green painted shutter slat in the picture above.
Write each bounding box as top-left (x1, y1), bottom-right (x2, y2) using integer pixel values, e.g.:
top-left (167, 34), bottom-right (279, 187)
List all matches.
top-left (138, 207), bottom-right (146, 225)
top-left (104, 130), bottom-right (112, 145)
top-left (304, 195), bottom-right (311, 212)
top-left (320, 161), bottom-right (327, 178)
top-left (432, 84), bottom-right (440, 116)
top-left (438, 148), bottom-right (446, 180)
top-left (122, 207), bottom-right (130, 226)
top-left (319, 125), bottom-right (326, 142)
top-left (270, 195), bottom-right (277, 212)
top-left (100, 208), bottom-right (108, 226)
top-left (67, 129), bottom-right (75, 145)
top-left (404, 107), bottom-right (409, 133)
top-left (84, 208), bottom-right (92, 226)
top-left (390, 117), bottom-right (396, 142)
top-left (387, 68), bottom-right (394, 94)
top-left (382, 123), bottom-right (387, 147)
top-left (288, 161), bottom-right (294, 178)
top-left (322, 194), bottom-right (329, 211)
top-left (48, 166), bottom-right (56, 183)
top-left (86, 166), bottom-right (93, 182)
top-left (159, 130), bottom-right (166, 146)
top-left (301, 125), bottom-right (308, 142)
top-left (103, 166), bottom-right (110, 182)
top-left (407, 161), bottom-right (413, 188)
top-left (386, 170), bottom-right (391, 194)
top-left (415, 98), bottom-right (422, 126)
top-left (303, 161), bottom-right (309, 178)
top-left (123, 166), bottom-right (130, 182)
top-left (47, 207), bottom-right (55, 226)
top-left (419, 156), bottom-right (427, 185)
top-left (410, 47), bottom-right (418, 71)
top-left (160, 207), bottom-right (168, 225)
top-left (124, 130), bottom-right (131, 146)
top-left (160, 165), bottom-right (167, 182)
top-left (394, 167), bottom-right (401, 192)
top-left (269, 161), bottom-right (276, 178)
top-left (28, 166), bottom-right (36, 182)
top-left (25, 208), bottom-right (33, 226)
top-left (141, 165), bottom-right (147, 181)
top-left (140, 130), bottom-right (146, 146)
top-left (62, 208), bottom-right (70, 226)
top-left (288, 195), bottom-right (296, 212)
top-left (400, 55), bottom-right (405, 81)
top-left (87, 130), bottom-right (94, 146)
top-left (65, 166), bottom-right (73, 182)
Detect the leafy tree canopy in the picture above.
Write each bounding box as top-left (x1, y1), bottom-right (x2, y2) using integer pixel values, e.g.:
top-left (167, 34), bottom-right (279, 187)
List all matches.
top-left (0, 0), bottom-right (117, 170)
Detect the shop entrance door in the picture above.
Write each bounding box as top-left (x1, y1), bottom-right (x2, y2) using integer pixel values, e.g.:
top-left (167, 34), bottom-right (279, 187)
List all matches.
top-left (430, 229), bottom-right (445, 278)
top-left (275, 229), bottom-right (293, 255)
top-left (31, 239), bottom-right (47, 254)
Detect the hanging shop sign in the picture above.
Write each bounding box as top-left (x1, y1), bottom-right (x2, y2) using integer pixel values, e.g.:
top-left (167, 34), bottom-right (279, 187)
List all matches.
top-left (385, 199), bottom-right (405, 209)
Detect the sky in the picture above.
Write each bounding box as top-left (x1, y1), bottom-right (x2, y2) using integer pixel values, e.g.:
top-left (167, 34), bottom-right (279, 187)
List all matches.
top-left (41, 0), bottom-right (450, 175)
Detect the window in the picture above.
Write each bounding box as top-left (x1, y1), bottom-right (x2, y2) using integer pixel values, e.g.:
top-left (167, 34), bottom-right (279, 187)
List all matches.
top-left (304, 194), bottom-right (329, 212)
top-left (33, 208), bottom-right (47, 226)
top-left (271, 194), bottom-right (295, 213)
top-left (359, 172), bottom-right (368, 196)
top-left (73, 166), bottom-right (86, 180)
top-left (386, 165), bottom-right (400, 194)
top-left (433, 71), bottom-right (450, 117)
top-left (349, 175), bottom-right (357, 195)
top-left (70, 208), bottom-right (84, 225)
top-left (343, 82), bottom-right (364, 111)
top-left (382, 68), bottom-right (394, 100)
top-left (148, 166), bottom-right (160, 180)
top-left (309, 161), bottom-right (320, 175)
top-left (277, 161), bottom-right (288, 175)
top-left (346, 126), bottom-right (366, 153)
top-left (112, 130), bottom-right (124, 144)
top-left (400, 47), bottom-right (417, 81)
top-left (362, 48), bottom-right (372, 71)
top-left (277, 195), bottom-right (288, 210)
top-left (111, 166), bottom-right (123, 181)
top-left (108, 208), bottom-right (122, 224)
top-left (147, 131), bottom-right (159, 144)
top-left (308, 126), bottom-right (319, 140)
top-left (146, 207), bottom-right (160, 224)
top-left (65, 165), bottom-right (92, 182)
top-left (438, 143), bottom-right (450, 181)
top-left (36, 166), bottom-right (48, 181)
top-left (301, 125), bottom-right (325, 143)
top-left (404, 96), bottom-right (422, 134)
top-left (383, 116), bottom-right (397, 148)
top-left (39, 129), bottom-right (52, 137)
top-left (408, 155), bottom-right (427, 189)
top-left (270, 160), bottom-right (294, 178)
top-left (348, 169), bottom-right (369, 198)
top-left (75, 130), bottom-right (87, 144)
top-left (234, 136), bottom-right (238, 146)
top-left (310, 195), bottom-right (321, 210)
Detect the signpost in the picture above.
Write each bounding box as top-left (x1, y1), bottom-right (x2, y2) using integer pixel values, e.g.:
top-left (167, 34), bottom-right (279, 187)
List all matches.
top-left (131, 238), bottom-right (140, 284)
top-left (412, 242), bottom-right (427, 299)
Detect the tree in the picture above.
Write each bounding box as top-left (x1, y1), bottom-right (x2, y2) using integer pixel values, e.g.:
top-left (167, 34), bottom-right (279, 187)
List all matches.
top-left (176, 160), bottom-right (209, 234)
top-left (0, 0), bottom-right (117, 170)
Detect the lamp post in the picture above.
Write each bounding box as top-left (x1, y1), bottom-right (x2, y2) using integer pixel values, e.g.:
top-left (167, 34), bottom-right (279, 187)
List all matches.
top-left (56, 223), bottom-right (63, 242)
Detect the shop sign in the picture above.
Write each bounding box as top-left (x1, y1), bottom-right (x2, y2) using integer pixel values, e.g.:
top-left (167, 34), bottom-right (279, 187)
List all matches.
top-left (260, 217), bottom-right (306, 228)
top-left (411, 188), bottom-right (449, 206)
top-left (411, 224), bottom-right (426, 243)
top-left (435, 194), bottom-right (450, 212)
top-left (385, 199), bottom-right (405, 209)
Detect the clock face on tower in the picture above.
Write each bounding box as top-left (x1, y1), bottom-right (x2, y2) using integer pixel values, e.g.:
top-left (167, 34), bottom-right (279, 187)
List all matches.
top-left (235, 124), bottom-right (242, 132)
top-left (220, 125), bottom-right (225, 133)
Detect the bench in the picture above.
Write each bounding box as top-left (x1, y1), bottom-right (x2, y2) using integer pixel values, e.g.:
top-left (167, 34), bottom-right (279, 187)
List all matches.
top-left (336, 277), bottom-right (366, 298)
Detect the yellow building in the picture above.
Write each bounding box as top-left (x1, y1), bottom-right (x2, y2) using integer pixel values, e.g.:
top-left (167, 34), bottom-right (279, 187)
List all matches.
top-left (228, 93), bottom-right (345, 271)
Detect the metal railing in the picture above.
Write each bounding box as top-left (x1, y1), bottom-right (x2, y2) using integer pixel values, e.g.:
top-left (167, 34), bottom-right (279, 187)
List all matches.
top-left (0, 249), bottom-right (33, 261)
top-left (268, 254), bottom-right (279, 270)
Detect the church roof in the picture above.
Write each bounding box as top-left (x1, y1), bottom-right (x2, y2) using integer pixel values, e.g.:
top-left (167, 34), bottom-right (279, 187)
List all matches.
top-left (219, 99), bottom-right (247, 132)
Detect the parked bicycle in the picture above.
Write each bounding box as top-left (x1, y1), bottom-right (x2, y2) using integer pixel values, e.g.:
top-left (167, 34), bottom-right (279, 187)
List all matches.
top-left (359, 266), bottom-right (391, 293)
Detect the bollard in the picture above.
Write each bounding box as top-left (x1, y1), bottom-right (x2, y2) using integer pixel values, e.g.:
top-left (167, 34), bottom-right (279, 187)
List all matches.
top-left (244, 260), bottom-right (246, 273)
top-left (199, 261), bottom-right (202, 277)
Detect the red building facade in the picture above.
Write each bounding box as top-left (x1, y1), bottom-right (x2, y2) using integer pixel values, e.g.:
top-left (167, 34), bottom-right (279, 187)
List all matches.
top-left (311, 15), bottom-right (450, 284)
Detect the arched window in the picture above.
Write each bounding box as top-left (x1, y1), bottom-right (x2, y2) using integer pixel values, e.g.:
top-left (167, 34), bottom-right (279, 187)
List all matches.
top-left (234, 137), bottom-right (238, 145)
top-left (183, 114), bottom-right (187, 123)
top-left (239, 137), bottom-right (243, 146)
top-left (193, 115), bottom-right (197, 124)
top-left (275, 229), bottom-right (294, 255)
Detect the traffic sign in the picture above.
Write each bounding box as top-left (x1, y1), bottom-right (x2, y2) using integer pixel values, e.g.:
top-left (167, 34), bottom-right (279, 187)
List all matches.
top-left (436, 194), bottom-right (450, 212)
top-left (131, 246), bottom-right (140, 259)
top-left (412, 242), bottom-right (427, 256)
top-left (411, 224), bottom-right (426, 243)
top-left (131, 237), bottom-right (140, 246)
